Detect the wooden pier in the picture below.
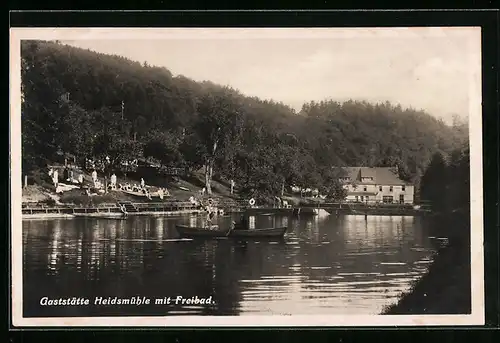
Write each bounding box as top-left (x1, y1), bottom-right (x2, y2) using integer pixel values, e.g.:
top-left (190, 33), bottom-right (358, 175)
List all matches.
top-left (299, 202), bottom-right (431, 216)
top-left (22, 200), bottom-right (202, 218)
top-left (21, 199), bottom-right (430, 219)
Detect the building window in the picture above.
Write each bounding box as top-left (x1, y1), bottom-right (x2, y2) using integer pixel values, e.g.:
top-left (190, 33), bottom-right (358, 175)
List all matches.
top-left (355, 196), bottom-right (359, 202)
top-left (389, 186), bottom-right (393, 192)
top-left (379, 186), bottom-right (382, 192)
top-left (363, 186), bottom-right (367, 191)
top-left (383, 196), bottom-right (393, 203)
top-left (402, 185), bottom-right (405, 191)
top-left (399, 194), bottom-right (405, 204)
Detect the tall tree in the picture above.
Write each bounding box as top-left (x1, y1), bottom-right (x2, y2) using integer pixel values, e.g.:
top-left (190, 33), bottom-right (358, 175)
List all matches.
top-left (90, 107), bottom-right (143, 174)
top-left (58, 102), bottom-right (95, 167)
top-left (143, 131), bottom-right (183, 168)
top-left (190, 88), bottom-right (243, 194)
top-left (420, 152), bottom-right (448, 211)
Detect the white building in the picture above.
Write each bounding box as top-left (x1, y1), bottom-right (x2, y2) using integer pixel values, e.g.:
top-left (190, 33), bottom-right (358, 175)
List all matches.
top-left (339, 167), bottom-right (414, 204)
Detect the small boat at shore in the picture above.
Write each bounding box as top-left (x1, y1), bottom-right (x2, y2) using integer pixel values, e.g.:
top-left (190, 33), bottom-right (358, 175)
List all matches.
top-left (175, 225), bottom-right (288, 239)
top-left (74, 212), bottom-right (127, 219)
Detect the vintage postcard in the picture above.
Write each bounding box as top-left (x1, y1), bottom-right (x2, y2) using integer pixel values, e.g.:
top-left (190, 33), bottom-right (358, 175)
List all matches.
top-left (10, 27), bottom-right (484, 327)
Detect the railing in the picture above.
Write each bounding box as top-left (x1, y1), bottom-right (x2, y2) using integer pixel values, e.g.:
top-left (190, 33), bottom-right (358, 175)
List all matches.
top-left (132, 201), bottom-right (198, 212)
top-left (22, 206), bottom-right (124, 215)
top-left (298, 201), bottom-right (432, 211)
top-left (22, 200), bottom-right (202, 216)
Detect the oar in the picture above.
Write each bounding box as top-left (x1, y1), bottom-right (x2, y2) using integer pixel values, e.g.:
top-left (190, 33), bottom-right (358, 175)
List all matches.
top-left (226, 222), bottom-right (235, 237)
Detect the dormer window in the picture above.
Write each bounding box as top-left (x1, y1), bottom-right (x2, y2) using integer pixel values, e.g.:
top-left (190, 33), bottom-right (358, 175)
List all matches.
top-left (363, 186), bottom-right (367, 191)
top-left (402, 185), bottom-right (405, 191)
top-left (390, 186), bottom-right (393, 192)
top-left (379, 186), bottom-right (382, 192)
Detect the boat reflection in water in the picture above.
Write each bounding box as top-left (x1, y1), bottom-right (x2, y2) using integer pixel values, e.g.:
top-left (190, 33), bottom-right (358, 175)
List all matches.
top-left (23, 213), bottom-right (436, 317)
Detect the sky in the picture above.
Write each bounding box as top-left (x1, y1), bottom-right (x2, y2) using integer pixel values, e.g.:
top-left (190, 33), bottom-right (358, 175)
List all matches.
top-left (61, 28), bottom-right (481, 124)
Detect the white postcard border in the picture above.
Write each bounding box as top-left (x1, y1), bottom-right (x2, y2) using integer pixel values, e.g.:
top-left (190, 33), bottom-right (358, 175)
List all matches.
top-left (10, 27), bottom-right (484, 327)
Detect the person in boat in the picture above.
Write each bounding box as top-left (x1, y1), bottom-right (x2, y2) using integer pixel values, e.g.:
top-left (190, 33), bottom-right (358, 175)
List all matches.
top-left (204, 202), bottom-right (216, 228)
top-left (205, 209), bottom-right (216, 228)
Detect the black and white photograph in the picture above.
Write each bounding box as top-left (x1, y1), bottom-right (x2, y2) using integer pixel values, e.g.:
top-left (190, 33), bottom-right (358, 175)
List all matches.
top-left (10, 27), bottom-right (483, 326)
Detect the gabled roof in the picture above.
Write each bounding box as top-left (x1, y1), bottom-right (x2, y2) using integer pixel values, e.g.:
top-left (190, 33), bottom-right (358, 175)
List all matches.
top-left (371, 167), bottom-right (407, 185)
top-left (338, 167), bottom-right (409, 185)
top-left (337, 167), bottom-right (360, 179)
top-left (360, 168), bottom-right (376, 179)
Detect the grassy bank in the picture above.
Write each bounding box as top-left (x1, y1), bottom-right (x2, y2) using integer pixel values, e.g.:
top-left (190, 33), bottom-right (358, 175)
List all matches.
top-left (21, 166), bottom-right (242, 206)
top-left (21, 166), bottom-right (324, 209)
top-left (383, 210), bottom-right (471, 314)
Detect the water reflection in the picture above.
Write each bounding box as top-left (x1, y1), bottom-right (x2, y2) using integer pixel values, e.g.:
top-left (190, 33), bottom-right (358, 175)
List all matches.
top-left (249, 216), bottom-right (255, 229)
top-left (189, 215), bottom-right (197, 228)
top-left (155, 217), bottom-right (163, 245)
top-left (48, 220), bottom-right (62, 275)
top-left (23, 213), bottom-right (437, 317)
top-left (77, 231), bottom-right (83, 271)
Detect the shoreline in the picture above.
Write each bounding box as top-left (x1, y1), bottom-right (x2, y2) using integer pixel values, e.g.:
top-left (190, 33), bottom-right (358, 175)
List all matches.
top-left (21, 203), bottom-right (427, 218)
top-left (382, 212), bottom-right (471, 315)
top-left (21, 208), bottom-right (425, 220)
top-left (22, 209), bottom-right (204, 220)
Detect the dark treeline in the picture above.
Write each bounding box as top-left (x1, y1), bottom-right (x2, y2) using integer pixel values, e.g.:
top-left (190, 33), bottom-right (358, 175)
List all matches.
top-left (21, 40), bottom-right (469, 200)
top-left (420, 147), bottom-right (470, 213)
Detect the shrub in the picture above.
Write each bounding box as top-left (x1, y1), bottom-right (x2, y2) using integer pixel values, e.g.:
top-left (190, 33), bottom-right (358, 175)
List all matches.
top-left (59, 190), bottom-right (118, 206)
top-left (39, 198), bottom-right (56, 206)
top-left (27, 168), bottom-right (54, 189)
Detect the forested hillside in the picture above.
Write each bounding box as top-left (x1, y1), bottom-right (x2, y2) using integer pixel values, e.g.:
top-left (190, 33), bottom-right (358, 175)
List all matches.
top-left (20, 40), bottom-right (469, 198)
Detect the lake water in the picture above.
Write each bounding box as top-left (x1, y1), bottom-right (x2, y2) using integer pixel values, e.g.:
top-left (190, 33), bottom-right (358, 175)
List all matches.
top-left (22, 212), bottom-right (443, 317)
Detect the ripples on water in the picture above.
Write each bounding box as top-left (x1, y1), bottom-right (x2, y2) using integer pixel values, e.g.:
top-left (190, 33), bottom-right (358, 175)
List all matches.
top-left (22, 213), bottom-right (439, 317)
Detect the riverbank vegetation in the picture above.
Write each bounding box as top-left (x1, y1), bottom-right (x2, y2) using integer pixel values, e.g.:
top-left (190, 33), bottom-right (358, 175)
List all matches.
top-left (384, 146), bottom-right (471, 314)
top-left (21, 40), bottom-right (468, 203)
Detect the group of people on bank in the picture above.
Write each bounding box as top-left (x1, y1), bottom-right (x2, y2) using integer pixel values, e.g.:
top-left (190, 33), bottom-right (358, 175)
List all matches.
top-left (48, 166), bottom-right (84, 193)
top-left (47, 166), bottom-right (169, 199)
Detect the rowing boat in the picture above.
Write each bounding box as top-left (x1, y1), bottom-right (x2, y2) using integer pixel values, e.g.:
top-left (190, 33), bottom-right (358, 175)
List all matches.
top-left (175, 225), bottom-right (287, 239)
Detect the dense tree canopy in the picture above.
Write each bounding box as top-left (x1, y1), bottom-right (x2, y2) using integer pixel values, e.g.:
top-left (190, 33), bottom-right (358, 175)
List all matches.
top-left (21, 40), bottom-right (469, 200)
top-left (420, 146), bottom-right (470, 213)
